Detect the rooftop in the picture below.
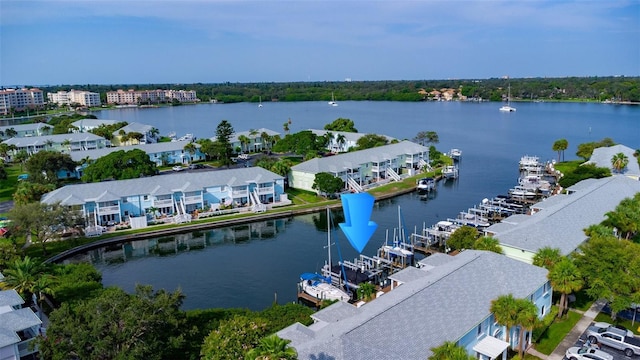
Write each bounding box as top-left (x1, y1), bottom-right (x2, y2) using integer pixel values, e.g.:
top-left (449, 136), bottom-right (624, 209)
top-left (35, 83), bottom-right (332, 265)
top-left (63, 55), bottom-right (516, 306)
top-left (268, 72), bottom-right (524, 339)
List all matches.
top-left (279, 250), bottom-right (548, 360)
top-left (69, 141), bottom-right (198, 162)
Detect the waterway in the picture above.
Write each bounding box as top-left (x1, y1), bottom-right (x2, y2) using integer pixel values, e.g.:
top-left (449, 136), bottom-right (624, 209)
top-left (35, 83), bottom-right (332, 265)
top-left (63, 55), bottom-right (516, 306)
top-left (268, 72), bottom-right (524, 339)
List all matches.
top-left (60, 101), bottom-right (639, 311)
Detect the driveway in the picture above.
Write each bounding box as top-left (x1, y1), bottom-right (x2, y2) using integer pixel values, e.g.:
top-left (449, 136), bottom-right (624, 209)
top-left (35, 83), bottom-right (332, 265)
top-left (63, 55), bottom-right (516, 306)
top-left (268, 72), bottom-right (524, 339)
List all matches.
top-left (0, 200), bottom-right (13, 214)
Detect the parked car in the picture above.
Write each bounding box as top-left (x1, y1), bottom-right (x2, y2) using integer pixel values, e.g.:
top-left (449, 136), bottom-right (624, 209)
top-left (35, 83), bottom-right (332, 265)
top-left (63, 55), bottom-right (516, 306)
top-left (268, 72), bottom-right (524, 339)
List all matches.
top-left (565, 346), bottom-right (613, 360)
top-left (188, 164), bottom-right (205, 170)
top-left (587, 322), bottom-right (640, 357)
top-left (172, 165), bottom-right (185, 172)
top-left (590, 322), bottom-right (634, 337)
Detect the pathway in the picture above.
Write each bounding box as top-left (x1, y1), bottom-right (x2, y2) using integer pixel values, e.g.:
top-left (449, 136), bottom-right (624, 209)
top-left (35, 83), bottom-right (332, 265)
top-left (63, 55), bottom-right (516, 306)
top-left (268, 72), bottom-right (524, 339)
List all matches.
top-left (528, 300), bottom-right (606, 360)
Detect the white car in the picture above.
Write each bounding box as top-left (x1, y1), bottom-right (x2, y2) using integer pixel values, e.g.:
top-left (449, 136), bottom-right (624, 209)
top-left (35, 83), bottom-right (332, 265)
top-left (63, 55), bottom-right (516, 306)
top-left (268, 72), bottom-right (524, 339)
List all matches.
top-left (172, 165), bottom-right (185, 172)
top-left (591, 321), bottom-right (634, 337)
top-left (565, 346), bottom-right (613, 360)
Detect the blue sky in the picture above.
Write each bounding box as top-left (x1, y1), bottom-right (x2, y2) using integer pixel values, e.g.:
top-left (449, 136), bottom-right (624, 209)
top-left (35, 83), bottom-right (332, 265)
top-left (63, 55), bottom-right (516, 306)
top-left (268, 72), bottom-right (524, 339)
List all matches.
top-left (1, 0), bottom-right (638, 86)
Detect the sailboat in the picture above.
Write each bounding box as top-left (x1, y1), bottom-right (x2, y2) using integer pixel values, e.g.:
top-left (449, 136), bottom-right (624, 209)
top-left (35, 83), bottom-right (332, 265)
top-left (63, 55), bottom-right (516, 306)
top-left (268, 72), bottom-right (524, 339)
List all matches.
top-left (328, 92), bottom-right (338, 107)
top-left (258, 96), bottom-right (263, 108)
top-left (299, 208), bottom-right (350, 302)
top-left (499, 83), bottom-right (516, 112)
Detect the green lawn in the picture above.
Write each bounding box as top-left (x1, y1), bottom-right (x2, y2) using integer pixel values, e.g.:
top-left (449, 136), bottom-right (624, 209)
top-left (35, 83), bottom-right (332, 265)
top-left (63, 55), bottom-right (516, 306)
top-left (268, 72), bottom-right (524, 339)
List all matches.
top-left (534, 310), bottom-right (582, 355)
top-left (0, 164), bottom-right (22, 201)
top-left (553, 160), bottom-right (583, 176)
top-left (594, 313), bottom-right (640, 333)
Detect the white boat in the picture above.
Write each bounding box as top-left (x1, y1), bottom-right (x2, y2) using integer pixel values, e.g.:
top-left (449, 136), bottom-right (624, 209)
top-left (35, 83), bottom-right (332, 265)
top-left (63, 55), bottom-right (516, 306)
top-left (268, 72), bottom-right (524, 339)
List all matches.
top-left (376, 206), bottom-right (414, 268)
top-left (328, 92), bottom-right (338, 106)
top-left (300, 273), bottom-right (350, 301)
top-left (442, 165), bottom-right (458, 179)
top-left (499, 83), bottom-right (516, 112)
top-left (449, 148), bottom-right (462, 161)
top-left (509, 185), bottom-right (537, 199)
top-left (299, 208), bottom-right (350, 302)
top-left (416, 177), bottom-right (435, 192)
top-left (258, 96), bottom-right (263, 108)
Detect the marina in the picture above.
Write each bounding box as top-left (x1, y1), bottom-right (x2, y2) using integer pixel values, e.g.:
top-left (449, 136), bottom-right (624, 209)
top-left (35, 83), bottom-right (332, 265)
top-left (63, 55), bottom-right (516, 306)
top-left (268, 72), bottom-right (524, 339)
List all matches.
top-left (57, 100), bottom-right (639, 311)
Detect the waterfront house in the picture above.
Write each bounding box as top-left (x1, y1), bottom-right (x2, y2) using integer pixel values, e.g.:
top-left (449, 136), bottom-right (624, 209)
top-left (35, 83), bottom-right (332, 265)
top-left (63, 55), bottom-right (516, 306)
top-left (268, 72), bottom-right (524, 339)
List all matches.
top-left (211, 128), bottom-right (280, 154)
top-left (0, 123), bottom-right (53, 140)
top-left (0, 288), bottom-right (43, 360)
top-left (486, 175), bottom-right (640, 264)
top-left (289, 140), bottom-right (429, 194)
top-left (69, 141), bottom-right (206, 167)
top-left (307, 129), bottom-right (395, 153)
top-left (584, 144), bottom-right (640, 180)
top-left (2, 133), bottom-right (107, 158)
top-left (112, 122), bottom-right (158, 145)
top-left (70, 119), bottom-right (121, 133)
top-left (278, 250), bottom-right (551, 360)
top-left (41, 167), bottom-right (288, 227)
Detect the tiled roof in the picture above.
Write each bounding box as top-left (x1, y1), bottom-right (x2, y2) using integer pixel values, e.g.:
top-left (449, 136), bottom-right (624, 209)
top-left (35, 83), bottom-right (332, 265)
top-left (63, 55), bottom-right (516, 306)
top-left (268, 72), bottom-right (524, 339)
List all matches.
top-left (492, 176), bottom-right (640, 255)
top-left (291, 140), bottom-right (428, 174)
top-left (41, 167), bottom-right (284, 205)
top-left (279, 250), bottom-right (548, 360)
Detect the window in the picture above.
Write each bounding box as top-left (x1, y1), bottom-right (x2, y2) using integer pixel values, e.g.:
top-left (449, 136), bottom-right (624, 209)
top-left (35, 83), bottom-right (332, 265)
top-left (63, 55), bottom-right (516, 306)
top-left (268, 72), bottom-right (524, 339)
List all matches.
top-left (143, 195), bottom-right (148, 201)
top-left (122, 198), bottom-right (128, 203)
top-left (477, 323), bottom-right (484, 337)
top-left (541, 305), bottom-right (545, 316)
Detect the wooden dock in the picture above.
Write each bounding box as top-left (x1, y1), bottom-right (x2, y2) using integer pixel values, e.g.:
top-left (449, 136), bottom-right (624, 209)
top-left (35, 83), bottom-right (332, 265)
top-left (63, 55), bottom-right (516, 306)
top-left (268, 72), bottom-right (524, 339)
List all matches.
top-left (297, 292), bottom-right (326, 308)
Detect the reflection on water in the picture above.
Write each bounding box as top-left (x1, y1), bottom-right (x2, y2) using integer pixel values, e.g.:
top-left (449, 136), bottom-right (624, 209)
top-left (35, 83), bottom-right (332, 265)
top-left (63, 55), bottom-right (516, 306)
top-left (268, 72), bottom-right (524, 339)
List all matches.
top-left (66, 218), bottom-right (291, 265)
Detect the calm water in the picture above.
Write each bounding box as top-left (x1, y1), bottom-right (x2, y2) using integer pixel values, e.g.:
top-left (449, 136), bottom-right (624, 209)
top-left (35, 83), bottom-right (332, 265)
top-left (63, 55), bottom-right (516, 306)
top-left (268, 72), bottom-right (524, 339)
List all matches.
top-left (65, 101), bottom-right (639, 311)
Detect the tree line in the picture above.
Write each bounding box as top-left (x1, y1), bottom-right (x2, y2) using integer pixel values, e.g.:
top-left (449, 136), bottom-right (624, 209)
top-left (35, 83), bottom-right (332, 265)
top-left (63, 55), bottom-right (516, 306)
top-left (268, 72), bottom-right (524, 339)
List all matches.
top-left (35, 76), bottom-right (640, 104)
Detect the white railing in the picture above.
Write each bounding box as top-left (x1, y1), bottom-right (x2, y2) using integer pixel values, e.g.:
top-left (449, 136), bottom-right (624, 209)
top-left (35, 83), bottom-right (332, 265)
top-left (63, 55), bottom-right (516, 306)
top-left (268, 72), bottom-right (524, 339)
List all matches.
top-left (183, 195), bottom-right (201, 204)
top-left (347, 177), bottom-right (363, 192)
top-left (153, 199), bottom-right (173, 207)
top-left (98, 205), bottom-right (119, 214)
top-left (387, 167), bottom-right (401, 181)
top-left (257, 186), bottom-right (274, 194)
top-left (232, 189), bottom-right (248, 197)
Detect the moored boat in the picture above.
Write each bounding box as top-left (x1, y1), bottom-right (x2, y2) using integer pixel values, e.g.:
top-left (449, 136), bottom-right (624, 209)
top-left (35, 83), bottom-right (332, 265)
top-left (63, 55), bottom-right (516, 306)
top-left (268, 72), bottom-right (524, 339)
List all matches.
top-left (416, 177), bottom-right (435, 192)
top-left (442, 165), bottom-right (458, 179)
top-left (299, 273), bottom-right (350, 301)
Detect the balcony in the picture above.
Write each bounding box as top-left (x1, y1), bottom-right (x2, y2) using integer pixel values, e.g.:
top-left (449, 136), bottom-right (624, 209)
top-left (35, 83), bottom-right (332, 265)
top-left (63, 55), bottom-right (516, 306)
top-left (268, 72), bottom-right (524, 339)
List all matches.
top-left (154, 199), bottom-right (173, 207)
top-left (232, 190), bottom-right (248, 197)
top-left (98, 205), bottom-right (120, 215)
top-left (257, 186), bottom-right (274, 194)
top-left (183, 195), bottom-right (202, 204)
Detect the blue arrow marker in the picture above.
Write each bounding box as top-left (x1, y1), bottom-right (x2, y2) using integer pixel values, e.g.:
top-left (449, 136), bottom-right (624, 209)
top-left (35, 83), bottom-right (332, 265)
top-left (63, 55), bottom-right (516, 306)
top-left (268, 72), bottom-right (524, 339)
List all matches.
top-left (339, 193), bottom-right (378, 253)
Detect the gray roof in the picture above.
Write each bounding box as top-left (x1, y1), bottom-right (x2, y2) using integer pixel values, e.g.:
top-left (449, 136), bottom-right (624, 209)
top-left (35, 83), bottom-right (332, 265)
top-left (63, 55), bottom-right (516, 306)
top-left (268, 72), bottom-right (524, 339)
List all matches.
top-left (41, 167), bottom-right (284, 205)
top-left (71, 119), bottom-right (120, 128)
top-left (0, 308), bottom-right (41, 347)
top-left (2, 132), bottom-right (104, 147)
top-left (69, 141), bottom-right (200, 161)
top-left (210, 128), bottom-right (281, 142)
top-left (307, 129), bottom-right (395, 143)
top-left (585, 144), bottom-right (640, 177)
top-left (112, 122), bottom-right (153, 135)
top-left (0, 123), bottom-right (52, 132)
top-left (291, 140), bottom-right (428, 174)
top-left (492, 176), bottom-right (640, 255)
top-left (0, 289), bottom-right (24, 307)
top-left (279, 250), bottom-right (548, 360)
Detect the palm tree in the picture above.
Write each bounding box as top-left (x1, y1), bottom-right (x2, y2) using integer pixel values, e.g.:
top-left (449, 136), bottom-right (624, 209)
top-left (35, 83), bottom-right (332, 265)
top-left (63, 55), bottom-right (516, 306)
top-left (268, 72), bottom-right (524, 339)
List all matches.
top-left (244, 334), bottom-right (297, 360)
top-left (532, 246), bottom-right (562, 270)
top-left (0, 256), bottom-right (44, 303)
top-left (426, 131), bottom-right (439, 145)
top-left (44, 139), bottom-right (55, 150)
top-left (473, 236), bottom-right (503, 254)
top-left (32, 274), bottom-right (56, 312)
top-left (490, 294), bottom-right (519, 346)
top-left (515, 299), bottom-right (539, 358)
top-left (183, 143), bottom-right (197, 164)
top-left (611, 152), bottom-right (629, 173)
top-left (429, 341), bottom-right (474, 360)
top-left (271, 159), bottom-right (293, 177)
top-left (282, 122), bottom-right (290, 134)
top-left (552, 139), bottom-right (569, 162)
top-left (336, 134), bottom-right (346, 152)
top-left (150, 127), bottom-right (160, 141)
top-left (238, 135), bottom-right (250, 154)
top-left (5, 128), bottom-right (17, 138)
top-left (260, 131), bottom-right (271, 152)
top-left (61, 139), bottom-right (71, 153)
top-left (549, 257), bottom-right (583, 318)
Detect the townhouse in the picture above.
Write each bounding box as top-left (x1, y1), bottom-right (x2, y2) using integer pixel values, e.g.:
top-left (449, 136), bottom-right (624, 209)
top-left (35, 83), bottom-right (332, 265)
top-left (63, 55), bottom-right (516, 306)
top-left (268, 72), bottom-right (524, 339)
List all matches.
top-left (0, 123), bottom-right (53, 140)
top-left (0, 288), bottom-right (43, 360)
top-left (289, 140), bottom-right (429, 193)
top-left (2, 133), bottom-right (107, 157)
top-left (69, 141), bottom-right (205, 166)
top-left (307, 129), bottom-right (395, 153)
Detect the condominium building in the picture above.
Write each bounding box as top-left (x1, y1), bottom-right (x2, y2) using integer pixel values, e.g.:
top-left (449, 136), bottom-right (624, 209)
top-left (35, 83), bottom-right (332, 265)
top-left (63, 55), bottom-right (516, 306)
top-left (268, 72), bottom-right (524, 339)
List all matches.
top-left (106, 89), bottom-right (197, 104)
top-left (47, 90), bottom-right (101, 107)
top-left (0, 88), bottom-right (45, 115)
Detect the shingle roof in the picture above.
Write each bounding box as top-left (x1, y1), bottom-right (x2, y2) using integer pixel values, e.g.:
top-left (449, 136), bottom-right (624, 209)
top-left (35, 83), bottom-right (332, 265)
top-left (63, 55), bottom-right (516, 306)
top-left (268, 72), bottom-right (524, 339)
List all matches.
top-left (210, 128), bottom-right (281, 142)
top-left (71, 119), bottom-right (120, 129)
top-left (291, 140), bottom-right (428, 174)
top-left (0, 123), bottom-right (52, 132)
top-left (492, 176), bottom-right (640, 255)
top-left (0, 289), bottom-right (24, 308)
top-left (41, 167), bottom-right (283, 205)
top-left (0, 308), bottom-right (41, 347)
top-left (307, 129), bottom-right (395, 143)
top-left (2, 133), bottom-right (104, 147)
top-left (279, 250), bottom-right (548, 360)
top-left (585, 144), bottom-right (640, 177)
top-left (112, 122), bottom-right (153, 135)
top-left (69, 141), bottom-right (200, 161)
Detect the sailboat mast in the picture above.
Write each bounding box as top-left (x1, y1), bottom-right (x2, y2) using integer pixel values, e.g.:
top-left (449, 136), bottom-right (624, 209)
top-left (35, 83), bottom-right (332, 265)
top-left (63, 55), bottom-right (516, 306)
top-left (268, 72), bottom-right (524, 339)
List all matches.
top-left (327, 207), bottom-right (332, 268)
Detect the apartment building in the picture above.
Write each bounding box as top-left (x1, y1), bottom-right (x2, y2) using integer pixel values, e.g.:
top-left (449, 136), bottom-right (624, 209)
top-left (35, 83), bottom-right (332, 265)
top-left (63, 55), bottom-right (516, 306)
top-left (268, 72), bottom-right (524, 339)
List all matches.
top-left (47, 90), bottom-right (101, 107)
top-left (0, 88), bottom-right (45, 115)
top-left (106, 89), bottom-right (197, 104)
